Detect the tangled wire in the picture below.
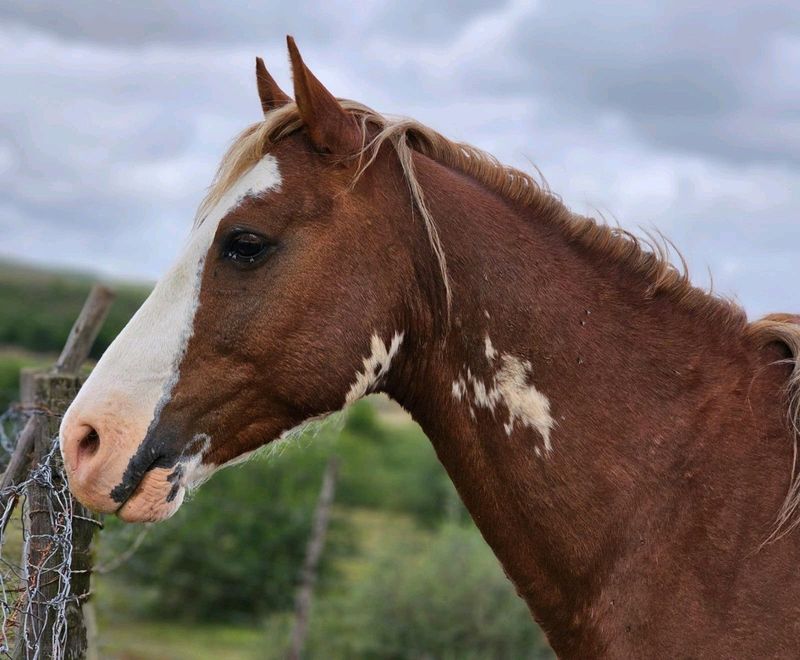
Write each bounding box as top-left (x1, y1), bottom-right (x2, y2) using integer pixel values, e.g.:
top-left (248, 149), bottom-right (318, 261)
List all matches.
top-left (0, 407), bottom-right (82, 660)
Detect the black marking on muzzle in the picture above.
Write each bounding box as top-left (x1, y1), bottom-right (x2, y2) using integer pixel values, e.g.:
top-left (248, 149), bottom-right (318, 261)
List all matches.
top-left (109, 427), bottom-right (182, 505)
top-left (166, 464), bottom-right (184, 503)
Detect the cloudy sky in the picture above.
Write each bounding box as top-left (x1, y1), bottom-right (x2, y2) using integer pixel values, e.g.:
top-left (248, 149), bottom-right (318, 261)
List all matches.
top-left (0, 0), bottom-right (797, 317)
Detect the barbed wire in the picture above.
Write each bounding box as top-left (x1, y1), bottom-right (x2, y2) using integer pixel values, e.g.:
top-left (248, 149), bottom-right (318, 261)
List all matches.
top-left (0, 406), bottom-right (29, 658)
top-left (0, 408), bottom-right (26, 462)
top-left (0, 407), bottom-right (78, 660)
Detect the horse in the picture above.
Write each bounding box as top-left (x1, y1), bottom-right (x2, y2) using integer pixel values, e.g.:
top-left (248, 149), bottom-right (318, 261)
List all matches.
top-left (59, 37), bottom-right (800, 657)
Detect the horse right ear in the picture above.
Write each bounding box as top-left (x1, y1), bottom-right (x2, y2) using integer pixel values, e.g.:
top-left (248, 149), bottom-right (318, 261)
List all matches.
top-left (255, 57), bottom-right (291, 115)
top-left (286, 36), bottom-right (362, 155)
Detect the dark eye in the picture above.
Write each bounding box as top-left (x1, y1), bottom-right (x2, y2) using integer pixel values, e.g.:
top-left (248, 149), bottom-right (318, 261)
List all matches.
top-left (223, 231), bottom-right (273, 265)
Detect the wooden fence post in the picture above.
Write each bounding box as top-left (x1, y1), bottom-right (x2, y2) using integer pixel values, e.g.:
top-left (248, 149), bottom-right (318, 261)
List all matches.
top-left (6, 285), bottom-right (115, 659)
top-left (20, 370), bottom-right (90, 658)
top-left (286, 455), bottom-right (339, 660)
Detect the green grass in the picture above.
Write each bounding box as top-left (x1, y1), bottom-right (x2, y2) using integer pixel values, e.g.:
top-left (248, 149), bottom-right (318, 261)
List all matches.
top-left (96, 620), bottom-right (267, 660)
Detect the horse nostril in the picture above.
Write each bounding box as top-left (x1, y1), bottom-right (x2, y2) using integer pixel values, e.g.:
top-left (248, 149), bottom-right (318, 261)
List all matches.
top-left (77, 427), bottom-right (100, 463)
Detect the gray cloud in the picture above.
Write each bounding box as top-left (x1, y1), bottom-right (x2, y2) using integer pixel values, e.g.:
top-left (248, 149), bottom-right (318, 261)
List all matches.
top-left (366, 0), bottom-right (800, 166)
top-left (0, 1), bottom-right (489, 46)
top-left (0, 0), bottom-right (797, 317)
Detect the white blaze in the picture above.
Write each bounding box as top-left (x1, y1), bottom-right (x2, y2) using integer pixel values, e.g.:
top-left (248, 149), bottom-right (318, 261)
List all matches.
top-left (60, 156), bottom-right (282, 456)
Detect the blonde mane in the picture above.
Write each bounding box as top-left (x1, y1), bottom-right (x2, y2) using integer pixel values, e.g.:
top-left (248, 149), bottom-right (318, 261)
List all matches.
top-left (201, 99), bottom-right (800, 540)
top-left (748, 315), bottom-right (800, 541)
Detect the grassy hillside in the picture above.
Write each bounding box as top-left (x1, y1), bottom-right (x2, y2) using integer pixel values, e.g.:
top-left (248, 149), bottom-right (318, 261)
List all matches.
top-left (0, 260), bottom-right (149, 407)
top-left (0, 259), bottom-right (149, 358)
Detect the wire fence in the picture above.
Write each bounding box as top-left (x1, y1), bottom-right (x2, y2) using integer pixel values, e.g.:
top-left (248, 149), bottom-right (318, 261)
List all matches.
top-left (0, 284), bottom-right (116, 659)
top-left (0, 406), bottom-right (83, 659)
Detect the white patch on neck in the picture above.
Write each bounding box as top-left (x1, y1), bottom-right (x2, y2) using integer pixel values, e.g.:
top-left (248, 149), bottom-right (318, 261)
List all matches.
top-left (345, 332), bottom-right (404, 405)
top-left (451, 379), bottom-right (466, 401)
top-left (484, 335), bottom-right (497, 361)
top-left (169, 433), bottom-right (215, 494)
top-left (61, 156), bottom-right (282, 451)
top-left (494, 355), bottom-right (553, 451)
top-left (451, 337), bottom-right (554, 455)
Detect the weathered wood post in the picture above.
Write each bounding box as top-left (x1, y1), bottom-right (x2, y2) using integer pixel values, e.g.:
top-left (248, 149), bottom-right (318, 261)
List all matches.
top-left (11, 285), bottom-right (115, 659)
top-left (286, 455), bottom-right (339, 660)
top-left (19, 370), bottom-right (85, 658)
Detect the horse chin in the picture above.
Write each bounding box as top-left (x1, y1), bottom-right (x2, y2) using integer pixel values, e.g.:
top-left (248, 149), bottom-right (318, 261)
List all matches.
top-left (116, 467), bottom-right (185, 523)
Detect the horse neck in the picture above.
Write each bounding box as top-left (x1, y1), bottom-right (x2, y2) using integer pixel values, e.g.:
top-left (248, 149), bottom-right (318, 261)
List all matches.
top-left (386, 155), bottom-right (786, 650)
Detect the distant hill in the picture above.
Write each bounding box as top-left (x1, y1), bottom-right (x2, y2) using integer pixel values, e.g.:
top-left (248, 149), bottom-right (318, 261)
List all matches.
top-left (0, 259), bottom-right (150, 358)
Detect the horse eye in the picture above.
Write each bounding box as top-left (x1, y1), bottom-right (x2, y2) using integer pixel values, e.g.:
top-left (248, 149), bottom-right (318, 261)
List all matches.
top-left (224, 232), bottom-right (271, 264)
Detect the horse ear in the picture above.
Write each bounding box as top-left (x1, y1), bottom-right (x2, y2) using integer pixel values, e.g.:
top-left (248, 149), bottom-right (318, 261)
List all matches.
top-left (286, 36), bottom-right (361, 155)
top-left (255, 57), bottom-right (291, 114)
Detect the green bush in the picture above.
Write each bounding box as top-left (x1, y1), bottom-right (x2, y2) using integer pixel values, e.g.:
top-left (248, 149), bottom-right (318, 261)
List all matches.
top-left (99, 402), bottom-right (463, 624)
top-left (335, 402), bottom-right (468, 527)
top-left (101, 437), bottom-right (349, 623)
top-left (307, 523), bottom-right (553, 660)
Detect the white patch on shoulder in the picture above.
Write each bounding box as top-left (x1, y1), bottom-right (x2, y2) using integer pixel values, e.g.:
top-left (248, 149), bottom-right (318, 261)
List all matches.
top-left (451, 336), bottom-right (554, 455)
top-left (345, 332), bottom-right (404, 405)
top-left (61, 155), bottom-right (282, 452)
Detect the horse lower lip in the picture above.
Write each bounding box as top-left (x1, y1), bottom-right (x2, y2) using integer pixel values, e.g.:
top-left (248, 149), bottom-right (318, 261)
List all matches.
top-left (112, 477), bottom-right (142, 513)
top-left (110, 454), bottom-right (164, 508)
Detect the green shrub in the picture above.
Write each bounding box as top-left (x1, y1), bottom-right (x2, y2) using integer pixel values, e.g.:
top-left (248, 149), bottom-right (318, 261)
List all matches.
top-left (99, 401), bottom-right (462, 624)
top-left (101, 438), bottom-right (349, 624)
top-left (307, 523), bottom-right (554, 660)
top-left (335, 402), bottom-right (468, 527)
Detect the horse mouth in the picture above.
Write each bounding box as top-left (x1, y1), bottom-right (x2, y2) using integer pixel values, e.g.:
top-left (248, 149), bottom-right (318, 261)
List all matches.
top-left (108, 441), bottom-right (187, 516)
top-left (110, 435), bottom-right (214, 523)
top-left (115, 466), bottom-right (186, 523)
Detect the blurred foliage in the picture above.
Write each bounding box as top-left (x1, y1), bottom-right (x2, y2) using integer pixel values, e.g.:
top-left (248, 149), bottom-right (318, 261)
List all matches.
top-left (101, 438), bottom-right (343, 623)
top-left (100, 401), bottom-right (466, 624)
top-left (335, 402), bottom-right (467, 526)
top-left (307, 522), bottom-right (553, 660)
top-left (0, 259), bottom-right (148, 359)
top-left (0, 349), bottom-right (51, 409)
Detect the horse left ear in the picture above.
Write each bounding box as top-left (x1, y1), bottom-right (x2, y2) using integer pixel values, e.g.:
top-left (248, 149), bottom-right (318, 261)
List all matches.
top-left (286, 36), bottom-right (362, 155)
top-left (256, 57), bottom-right (291, 114)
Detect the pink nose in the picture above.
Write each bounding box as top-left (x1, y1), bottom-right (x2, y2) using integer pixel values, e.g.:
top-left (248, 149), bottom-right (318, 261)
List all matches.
top-left (66, 425), bottom-right (100, 469)
top-left (60, 416), bottom-right (121, 514)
